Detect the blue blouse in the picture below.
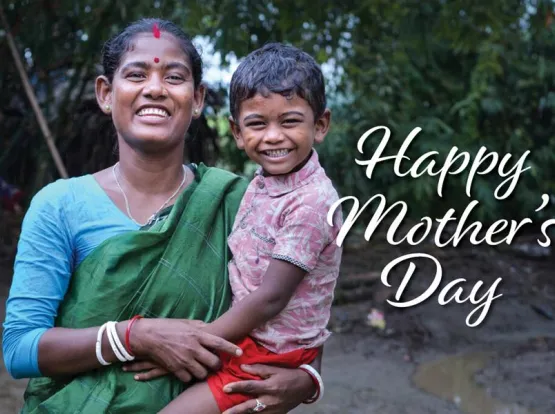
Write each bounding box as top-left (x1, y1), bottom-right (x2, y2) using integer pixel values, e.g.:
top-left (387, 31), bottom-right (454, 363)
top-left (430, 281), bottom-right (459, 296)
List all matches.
top-left (2, 175), bottom-right (139, 378)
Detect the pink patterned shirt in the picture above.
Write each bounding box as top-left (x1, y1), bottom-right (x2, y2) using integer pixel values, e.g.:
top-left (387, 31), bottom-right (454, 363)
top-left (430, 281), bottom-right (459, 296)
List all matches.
top-left (228, 150), bottom-right (343, 354)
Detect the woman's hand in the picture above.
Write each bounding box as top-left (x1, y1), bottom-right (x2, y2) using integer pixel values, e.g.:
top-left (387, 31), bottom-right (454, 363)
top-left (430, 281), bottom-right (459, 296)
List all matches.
top-left (123, 360), bottom-right (170, 381)
top-left (131, 318), bottom-right (242, 383)
top-left (221, 364), bottom-right (316, 414)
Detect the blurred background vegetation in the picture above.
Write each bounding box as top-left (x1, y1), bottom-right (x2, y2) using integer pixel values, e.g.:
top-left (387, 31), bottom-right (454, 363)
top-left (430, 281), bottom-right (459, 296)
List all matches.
top-left (1, 0), bottom-right (555, 223)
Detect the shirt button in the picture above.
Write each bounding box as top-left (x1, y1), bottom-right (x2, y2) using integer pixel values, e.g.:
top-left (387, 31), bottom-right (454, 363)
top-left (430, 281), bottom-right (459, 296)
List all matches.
top-left (258, 181), bottom-right (265, 189)
top-left (241, 222), bottom-right (247, 229)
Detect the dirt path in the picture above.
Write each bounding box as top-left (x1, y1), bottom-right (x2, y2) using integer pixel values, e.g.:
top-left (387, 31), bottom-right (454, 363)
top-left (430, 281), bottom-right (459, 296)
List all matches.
top-left (1, 238), bottom-right (554, 413)
top-left (292, 297), bottom-right (554, 414)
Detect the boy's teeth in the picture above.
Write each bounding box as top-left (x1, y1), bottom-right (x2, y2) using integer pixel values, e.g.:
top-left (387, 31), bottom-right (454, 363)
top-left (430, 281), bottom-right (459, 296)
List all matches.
top-left (138, 108), bottom-right (169, 117)
top-left (265, 149), bottom-right (290, 157)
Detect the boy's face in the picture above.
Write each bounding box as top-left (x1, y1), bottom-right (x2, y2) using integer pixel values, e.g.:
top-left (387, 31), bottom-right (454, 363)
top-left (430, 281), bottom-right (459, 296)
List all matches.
top-left (230, 92), bottom-right (330, 176)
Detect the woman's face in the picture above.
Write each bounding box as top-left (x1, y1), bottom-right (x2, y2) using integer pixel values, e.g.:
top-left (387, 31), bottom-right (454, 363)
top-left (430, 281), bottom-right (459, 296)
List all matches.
top-left (96, 33), bottom-right (204, 153)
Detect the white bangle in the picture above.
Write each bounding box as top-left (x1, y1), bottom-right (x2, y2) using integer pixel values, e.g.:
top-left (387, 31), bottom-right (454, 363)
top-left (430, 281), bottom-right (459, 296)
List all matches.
top-left (299, 364), bottom-right (324, 403)
top-left (107, 321), bottom-right (135, 361)
top-left (96, 323), bottom-right (111, 366)
top-left (106, 321), bottom-right (127, 362)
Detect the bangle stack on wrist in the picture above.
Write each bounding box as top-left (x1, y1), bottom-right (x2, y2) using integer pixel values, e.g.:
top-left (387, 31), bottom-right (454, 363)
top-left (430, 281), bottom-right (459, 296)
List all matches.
top-left (96, 315), bottom-right (143, 365)
top-left (299, 364), bottom-right (324, 404)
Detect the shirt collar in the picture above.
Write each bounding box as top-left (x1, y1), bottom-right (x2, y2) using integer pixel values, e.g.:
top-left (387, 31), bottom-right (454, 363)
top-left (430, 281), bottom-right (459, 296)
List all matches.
top-left (254, 150), bottom-right (322, 197)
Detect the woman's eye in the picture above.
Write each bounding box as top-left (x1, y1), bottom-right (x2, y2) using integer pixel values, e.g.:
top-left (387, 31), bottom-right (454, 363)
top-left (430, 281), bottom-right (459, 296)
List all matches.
top-left (127, 73), bottom-right (146, 80)
top-left (246, 121), bottom-right (265, 127)
top-left (167, 75), bottom-right (184, 83)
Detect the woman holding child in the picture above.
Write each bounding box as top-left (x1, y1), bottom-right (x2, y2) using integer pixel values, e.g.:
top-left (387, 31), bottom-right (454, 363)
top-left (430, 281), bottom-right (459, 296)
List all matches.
top-left (3, 18), bottom-right (342, 413)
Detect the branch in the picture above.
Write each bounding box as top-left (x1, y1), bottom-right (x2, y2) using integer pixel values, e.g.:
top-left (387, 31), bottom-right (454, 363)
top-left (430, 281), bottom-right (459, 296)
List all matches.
top-left (0, 6), bottom-right (68, 178)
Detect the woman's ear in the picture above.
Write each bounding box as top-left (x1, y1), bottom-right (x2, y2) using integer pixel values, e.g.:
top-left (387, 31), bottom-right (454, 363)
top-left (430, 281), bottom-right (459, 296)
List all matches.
top-left (192, 84), bottom-right (206, 119)
top-left (229, 116), bottom-right (245, 149)
top-left (314, 109), bottom-right (331, 144)
top-left (96, 75), bottom-right (112, 115)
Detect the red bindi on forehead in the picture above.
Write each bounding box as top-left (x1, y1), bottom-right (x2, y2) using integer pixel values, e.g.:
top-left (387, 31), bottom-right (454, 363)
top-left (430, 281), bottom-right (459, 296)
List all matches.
top-left (154, 57), bottom-right (160, 63)
top-left (152, 23), bottom-right (161, 39)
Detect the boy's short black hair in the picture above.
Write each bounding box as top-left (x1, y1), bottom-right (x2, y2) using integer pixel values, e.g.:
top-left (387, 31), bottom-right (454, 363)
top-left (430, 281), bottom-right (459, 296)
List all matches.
top-left (229, 43), bottom-right (326, 121)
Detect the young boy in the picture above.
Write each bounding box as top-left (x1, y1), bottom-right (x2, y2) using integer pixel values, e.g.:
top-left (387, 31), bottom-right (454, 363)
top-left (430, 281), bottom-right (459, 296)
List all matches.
top-left (160, 43), bottom-right (343, 413)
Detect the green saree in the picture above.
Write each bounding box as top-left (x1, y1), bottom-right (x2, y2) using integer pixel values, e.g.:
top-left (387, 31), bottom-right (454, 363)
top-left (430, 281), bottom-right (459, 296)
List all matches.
top-left (22, 165), bottom-right (247, 414)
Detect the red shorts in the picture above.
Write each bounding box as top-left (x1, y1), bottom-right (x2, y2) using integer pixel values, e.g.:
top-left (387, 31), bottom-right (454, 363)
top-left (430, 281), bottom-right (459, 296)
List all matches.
top-left (206, 336), bottom-right (318, 412)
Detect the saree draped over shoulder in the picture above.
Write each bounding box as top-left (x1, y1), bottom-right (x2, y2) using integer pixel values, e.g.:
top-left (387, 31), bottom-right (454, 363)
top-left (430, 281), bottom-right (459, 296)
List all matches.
top-left (22, 165), bottom-right (247, 414)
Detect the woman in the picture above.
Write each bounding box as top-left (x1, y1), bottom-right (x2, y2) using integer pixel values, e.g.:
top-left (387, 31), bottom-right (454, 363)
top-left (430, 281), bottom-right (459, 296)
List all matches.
top-left (2, 18), bottom-right (320, 413)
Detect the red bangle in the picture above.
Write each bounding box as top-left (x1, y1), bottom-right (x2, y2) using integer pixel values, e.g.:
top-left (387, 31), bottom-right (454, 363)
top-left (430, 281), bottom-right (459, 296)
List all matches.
top-left (125, 315), bottom-right (143, 356)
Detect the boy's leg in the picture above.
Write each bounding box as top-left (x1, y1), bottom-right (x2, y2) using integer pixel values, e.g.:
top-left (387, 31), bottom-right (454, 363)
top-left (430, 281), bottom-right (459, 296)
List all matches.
top-left (158, 382), bottom-right (221, 414)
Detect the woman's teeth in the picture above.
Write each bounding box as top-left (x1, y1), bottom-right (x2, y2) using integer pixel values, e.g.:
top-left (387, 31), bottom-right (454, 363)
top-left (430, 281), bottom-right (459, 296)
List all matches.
top-left (137, 108), bottom-right (169, 117)
top-left (264, 149), bottom-right (290, 158)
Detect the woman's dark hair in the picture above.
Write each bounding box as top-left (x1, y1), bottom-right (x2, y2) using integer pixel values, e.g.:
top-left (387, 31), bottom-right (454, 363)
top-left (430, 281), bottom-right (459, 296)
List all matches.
top-left (101, 18), bottom-right (202, 88)
top-left (229, 43), bottom-right (326, 120)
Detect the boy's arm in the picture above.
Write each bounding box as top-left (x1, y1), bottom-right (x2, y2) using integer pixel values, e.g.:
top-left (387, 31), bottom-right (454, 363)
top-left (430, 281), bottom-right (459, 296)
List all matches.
top-left (204, 258), bottom-right (306, 343)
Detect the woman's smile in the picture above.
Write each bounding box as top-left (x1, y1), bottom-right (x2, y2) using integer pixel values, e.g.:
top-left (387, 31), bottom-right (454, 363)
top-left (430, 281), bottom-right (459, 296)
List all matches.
top-left (136, 105), bottom-right (171, 125)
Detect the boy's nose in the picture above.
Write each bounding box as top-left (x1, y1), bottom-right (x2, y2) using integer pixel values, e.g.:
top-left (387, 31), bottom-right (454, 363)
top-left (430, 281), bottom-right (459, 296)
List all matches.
top-left (263, 125), bottom-right (284, 143)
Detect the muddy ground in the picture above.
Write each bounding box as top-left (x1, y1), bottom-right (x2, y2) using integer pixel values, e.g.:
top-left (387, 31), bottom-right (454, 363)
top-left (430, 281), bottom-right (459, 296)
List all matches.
top-left (0, 217), bottom-right (554, 413)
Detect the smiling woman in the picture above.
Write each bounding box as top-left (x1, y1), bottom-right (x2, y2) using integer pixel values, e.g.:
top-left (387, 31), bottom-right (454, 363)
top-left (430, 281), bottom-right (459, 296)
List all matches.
top-left (3, 18), bottom-right (319, 414)
top-left (96, 30), bottom-right (204, 156)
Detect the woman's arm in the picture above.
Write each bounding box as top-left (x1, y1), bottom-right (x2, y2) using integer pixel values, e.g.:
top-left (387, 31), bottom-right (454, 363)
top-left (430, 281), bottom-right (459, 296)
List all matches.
top-left (37, 324), bottom-right (130, 376)
top-left (4, 182), bottom-right (241, 380)
top-left (36, 319), bottom-right (241, 382)
top-left (3, 182), bottom-right (128, 378)
top-left (3, 182), bottom-right (74, 378)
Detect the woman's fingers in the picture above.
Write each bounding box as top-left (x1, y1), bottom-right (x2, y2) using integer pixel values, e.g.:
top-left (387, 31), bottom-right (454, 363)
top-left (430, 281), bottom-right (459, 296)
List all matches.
top-left (221, 399), bottom-right (259, 414)
top-left (133, 367), bottom-right (169, 381)
top-left (182, 358), bottom-right (209, 380)
top-left (122, 360), bottom-right (159, 372)
top-left (173, 369), bottom-right (193, 383)
top-left (198, 331), bottom-right (242, 358)
top-left (222, 398), bottom-right (281, 414)
top-left (123, 360), bottom-right (170, 381)
top-left (223, 365), bottom-right (280, 395)
top-left (192, 345), bottom-right (222, 372)
top-left (223, 379), bottom-right (263, 395)
top-left (138, 319), bottom-right (240, 381)
top-left (223, 364), bottom-right (314, 413)
top-left (187, 320), bottom-right (207, 329)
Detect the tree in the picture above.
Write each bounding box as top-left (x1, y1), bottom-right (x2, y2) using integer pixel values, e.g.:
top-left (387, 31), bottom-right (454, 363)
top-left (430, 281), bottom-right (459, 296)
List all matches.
top-left (2, 0), bottom-right (554, 223)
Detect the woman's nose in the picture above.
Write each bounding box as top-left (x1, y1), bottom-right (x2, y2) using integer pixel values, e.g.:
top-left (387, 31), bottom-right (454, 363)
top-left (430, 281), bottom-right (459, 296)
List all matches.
top-left (143, 75), bottom-right (166, 99)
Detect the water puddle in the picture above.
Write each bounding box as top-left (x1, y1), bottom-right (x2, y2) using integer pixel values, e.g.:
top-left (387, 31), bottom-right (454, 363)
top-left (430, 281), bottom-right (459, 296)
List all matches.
top-left (412, 351), bottom-right (533, 414)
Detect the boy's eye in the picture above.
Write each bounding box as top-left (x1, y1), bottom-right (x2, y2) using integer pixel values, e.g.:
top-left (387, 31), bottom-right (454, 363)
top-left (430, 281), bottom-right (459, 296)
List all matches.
top-left (283, 118), bottom-right (301, 125)
top-left (246, 121), bottom-right (265, 128)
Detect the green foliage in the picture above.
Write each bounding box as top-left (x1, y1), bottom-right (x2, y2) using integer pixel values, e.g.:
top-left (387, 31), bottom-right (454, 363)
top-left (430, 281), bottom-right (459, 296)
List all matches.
top-left (1, 0), bottom-right (554, 223)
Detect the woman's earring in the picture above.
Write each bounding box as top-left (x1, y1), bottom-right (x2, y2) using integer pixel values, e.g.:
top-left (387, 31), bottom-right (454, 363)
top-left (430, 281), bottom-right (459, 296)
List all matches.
top-left (105, 104), bottom-right (111, 111)
top-left (194, 109), bottom-right (199, 115)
